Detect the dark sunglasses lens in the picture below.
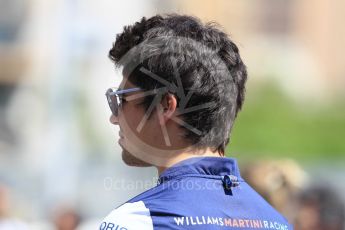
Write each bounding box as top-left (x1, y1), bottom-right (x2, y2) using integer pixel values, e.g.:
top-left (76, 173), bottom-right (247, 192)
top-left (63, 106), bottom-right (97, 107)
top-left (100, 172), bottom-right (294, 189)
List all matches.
top-left (106, 89), bottom-right (118, 116)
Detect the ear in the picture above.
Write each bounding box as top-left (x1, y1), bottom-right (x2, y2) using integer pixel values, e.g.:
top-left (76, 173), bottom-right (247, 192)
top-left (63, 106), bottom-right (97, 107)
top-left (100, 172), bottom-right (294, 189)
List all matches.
top-left (157, 93), bottom-right (177, 126)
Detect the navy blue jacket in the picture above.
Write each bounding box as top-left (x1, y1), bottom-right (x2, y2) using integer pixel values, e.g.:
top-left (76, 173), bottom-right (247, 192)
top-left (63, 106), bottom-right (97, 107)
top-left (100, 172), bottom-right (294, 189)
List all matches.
top-left (100, 157), bottom-right (293, 230)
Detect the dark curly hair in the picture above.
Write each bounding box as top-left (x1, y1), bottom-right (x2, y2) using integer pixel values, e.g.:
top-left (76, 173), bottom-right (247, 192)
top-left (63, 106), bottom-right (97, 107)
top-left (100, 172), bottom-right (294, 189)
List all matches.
top-left (109, 14), bottom-right (247, 155)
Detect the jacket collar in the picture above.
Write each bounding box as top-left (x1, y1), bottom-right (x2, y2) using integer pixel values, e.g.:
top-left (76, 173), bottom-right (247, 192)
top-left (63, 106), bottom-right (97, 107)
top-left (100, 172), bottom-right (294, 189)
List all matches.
top-left (158, 156), bottom-right (241, 184)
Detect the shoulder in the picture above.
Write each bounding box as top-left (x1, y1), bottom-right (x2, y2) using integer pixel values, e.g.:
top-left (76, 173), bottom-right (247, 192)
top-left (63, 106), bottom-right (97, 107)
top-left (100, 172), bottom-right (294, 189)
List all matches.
top-left (100, 201), bottom-right (154, 230)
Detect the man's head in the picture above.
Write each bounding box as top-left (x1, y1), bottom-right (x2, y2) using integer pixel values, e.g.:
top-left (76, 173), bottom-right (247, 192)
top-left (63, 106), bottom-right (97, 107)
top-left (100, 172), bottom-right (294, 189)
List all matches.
top-left (107, 14), bottom-right (247, 167)
top-left (295, 186), bottom-right (345, 230)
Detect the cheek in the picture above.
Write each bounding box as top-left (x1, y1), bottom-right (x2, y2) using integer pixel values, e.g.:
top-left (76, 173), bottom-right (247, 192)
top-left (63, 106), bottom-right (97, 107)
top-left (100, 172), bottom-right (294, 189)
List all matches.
top-left (120, 105), bottom-right (147, 137)
top-left (120, 114), bottom-right (140, 136)
top-left (141, 114), bottom-right (165, 146)
top-left (134, 113), bottom-right (160, 143)
top-left (121, 105), bottom-right (162, 146)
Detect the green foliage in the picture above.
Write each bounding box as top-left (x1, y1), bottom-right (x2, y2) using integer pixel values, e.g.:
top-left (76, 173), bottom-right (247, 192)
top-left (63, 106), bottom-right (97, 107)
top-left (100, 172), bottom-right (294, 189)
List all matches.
top-left (227, 84), bottom-right (345, 161)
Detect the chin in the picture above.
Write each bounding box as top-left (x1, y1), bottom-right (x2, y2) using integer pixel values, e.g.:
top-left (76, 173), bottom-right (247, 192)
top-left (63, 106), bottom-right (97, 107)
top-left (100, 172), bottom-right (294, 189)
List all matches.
top-left (121, 149), bottom-right (152, 167)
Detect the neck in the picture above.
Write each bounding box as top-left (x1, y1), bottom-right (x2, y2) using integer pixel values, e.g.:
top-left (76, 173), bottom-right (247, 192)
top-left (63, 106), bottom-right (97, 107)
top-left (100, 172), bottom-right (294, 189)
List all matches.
top-left (156, 147), bottom-right (223, 176)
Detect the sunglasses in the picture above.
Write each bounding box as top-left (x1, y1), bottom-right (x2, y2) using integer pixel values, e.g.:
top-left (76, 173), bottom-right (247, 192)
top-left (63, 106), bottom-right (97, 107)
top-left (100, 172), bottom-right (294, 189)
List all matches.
top-left (105, 87), bottom-right (141, 116)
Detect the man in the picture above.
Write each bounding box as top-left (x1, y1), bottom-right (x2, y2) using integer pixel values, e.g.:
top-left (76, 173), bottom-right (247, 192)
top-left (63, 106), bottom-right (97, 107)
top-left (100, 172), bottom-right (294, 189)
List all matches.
top-left (101, 14), bottom-right (292, 230)
top-left (294, 185), bottom-right (345, 230)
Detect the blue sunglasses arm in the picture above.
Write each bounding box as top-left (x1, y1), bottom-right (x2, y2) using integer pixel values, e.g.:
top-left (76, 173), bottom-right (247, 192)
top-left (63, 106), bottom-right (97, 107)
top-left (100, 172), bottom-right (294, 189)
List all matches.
top-left (107, 87), bottom-right (141, 96)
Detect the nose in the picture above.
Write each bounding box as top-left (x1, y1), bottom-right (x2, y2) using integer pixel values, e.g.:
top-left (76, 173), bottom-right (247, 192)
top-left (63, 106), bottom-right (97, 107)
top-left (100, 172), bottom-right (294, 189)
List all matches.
top-left (109, 114), bottom-right (119, 125)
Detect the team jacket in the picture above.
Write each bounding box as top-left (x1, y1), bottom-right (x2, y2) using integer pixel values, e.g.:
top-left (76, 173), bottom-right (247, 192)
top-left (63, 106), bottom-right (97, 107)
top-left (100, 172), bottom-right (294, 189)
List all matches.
top-left (100, 156), bottom-right (293, 230)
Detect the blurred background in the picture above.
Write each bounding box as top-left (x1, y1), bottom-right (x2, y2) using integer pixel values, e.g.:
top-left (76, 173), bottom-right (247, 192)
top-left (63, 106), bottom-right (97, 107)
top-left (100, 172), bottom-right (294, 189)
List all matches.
top-left (0, 0), bottom-right (344, 229)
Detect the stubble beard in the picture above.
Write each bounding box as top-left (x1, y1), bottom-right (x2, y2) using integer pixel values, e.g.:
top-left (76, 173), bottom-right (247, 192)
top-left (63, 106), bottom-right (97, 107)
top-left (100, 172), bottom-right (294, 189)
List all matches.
top-left (121, 148), bottom-right (152, 167)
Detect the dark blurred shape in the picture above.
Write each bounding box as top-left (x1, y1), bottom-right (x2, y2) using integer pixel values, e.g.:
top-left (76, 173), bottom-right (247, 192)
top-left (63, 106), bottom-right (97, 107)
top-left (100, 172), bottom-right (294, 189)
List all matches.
top-left (0, 0), bottom-right (29, 151)
top-left (242, 159), bottom-right (307, 222)
top-left (0, 0), bottom-right (28, 42)
top-left (0, 85), bottom-right (17, 149)
top-left (53, 207), bottom-right (81, 230)
top-left (294, 185), bottom-right (345, 230)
